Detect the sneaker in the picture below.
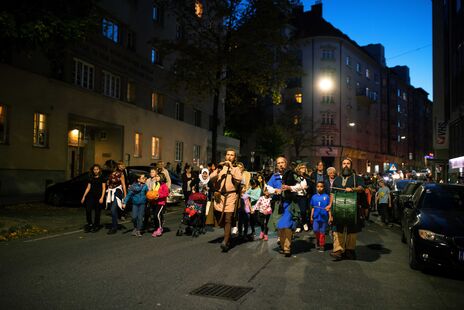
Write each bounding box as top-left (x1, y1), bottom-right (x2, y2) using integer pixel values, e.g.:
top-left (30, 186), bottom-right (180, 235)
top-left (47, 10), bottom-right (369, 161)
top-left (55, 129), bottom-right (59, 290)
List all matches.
top-left (330, 250), bottom-right (343, 260)
top-left (264, 234), bottom-right (268, 241)
top-left (295, 227), bottom-right (302, 233)
top-left (220, 242), bottom-right (230, 252)
top-left (231, 227), bottom-right (239, 235)
top-left (303, 224), bottom-right (309, 231)
top-left (152, 228), bottom-right (160, 237)
top-left (131, 228), bottom-right (138, 236)
top-left (318, 246), bottom-right (325, 252)
top-left (136, 231), bottom-right (142, 237)
top-left (259, 232), bottom-right (265, 239)
top-left (84, 225), bottom-right (92, 233)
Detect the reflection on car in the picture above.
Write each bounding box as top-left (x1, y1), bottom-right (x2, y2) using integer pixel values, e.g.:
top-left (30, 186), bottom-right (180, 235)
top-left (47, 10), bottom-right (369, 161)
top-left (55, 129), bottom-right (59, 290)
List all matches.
top-left (401, 183), bottom-right (464, 271)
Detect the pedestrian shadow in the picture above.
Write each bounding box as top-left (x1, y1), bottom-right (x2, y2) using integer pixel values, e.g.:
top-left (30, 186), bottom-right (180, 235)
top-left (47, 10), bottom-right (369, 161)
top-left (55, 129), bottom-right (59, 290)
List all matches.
top-left (355, 243), bottom-right (392, 262)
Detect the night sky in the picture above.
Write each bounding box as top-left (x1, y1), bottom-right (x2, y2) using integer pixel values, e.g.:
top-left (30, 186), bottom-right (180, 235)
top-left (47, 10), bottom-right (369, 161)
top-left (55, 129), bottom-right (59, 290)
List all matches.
top-left (303, 0), bottom-right (433, 99)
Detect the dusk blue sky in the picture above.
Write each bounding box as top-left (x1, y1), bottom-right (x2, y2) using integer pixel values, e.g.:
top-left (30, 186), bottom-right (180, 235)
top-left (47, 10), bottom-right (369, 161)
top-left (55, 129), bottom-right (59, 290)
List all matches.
top-left (302, 0), bottom-right (433, 99)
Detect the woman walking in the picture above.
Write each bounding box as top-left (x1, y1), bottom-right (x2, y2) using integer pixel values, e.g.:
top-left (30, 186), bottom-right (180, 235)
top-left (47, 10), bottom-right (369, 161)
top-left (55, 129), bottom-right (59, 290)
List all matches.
top-left (106, 161), bottom-right (127, 234)
top-left (81, 164), bottom-right (106, 232)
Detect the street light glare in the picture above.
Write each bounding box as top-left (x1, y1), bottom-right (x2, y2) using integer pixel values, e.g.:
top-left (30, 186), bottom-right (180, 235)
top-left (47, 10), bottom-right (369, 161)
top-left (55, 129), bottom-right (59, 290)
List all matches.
top-left (318, 77), bottom-right (334, 92)
top-left (349, 122), bottom-right (356, 127)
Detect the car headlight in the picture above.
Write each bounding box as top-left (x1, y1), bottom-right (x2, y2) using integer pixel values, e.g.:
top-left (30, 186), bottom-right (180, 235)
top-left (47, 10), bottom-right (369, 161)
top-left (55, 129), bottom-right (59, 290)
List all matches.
top-left (418, 229), bottom-right (447, 243)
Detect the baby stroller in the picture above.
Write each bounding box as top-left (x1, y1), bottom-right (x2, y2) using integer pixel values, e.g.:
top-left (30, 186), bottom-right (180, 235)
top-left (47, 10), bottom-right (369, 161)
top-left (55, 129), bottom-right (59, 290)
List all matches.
top-left (176, 192), bottom-right (207, 237)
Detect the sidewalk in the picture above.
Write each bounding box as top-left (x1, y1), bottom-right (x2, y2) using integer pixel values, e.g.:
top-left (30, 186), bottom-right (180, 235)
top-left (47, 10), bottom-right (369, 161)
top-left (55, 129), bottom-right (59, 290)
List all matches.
top-left (0, 202), bottom-right (185, 241)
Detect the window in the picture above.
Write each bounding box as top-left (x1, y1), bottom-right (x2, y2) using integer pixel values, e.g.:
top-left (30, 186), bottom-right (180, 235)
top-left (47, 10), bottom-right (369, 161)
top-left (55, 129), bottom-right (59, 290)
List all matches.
top-left (365, 68), bottom-right (370, 79)
top-left (102, 70), bottom-right (121, 99)
top-left (194, 109), bottom-right (202, 127)
top-left (127, 30), bottom-right (136, 51)
top-left (328, 136), bottom-right (334, 146)
top-left (356, 63), bottom-right (361, 73)
top-left (175, 102), bottom-right (184, 121)
top-left (321, 135), bottom-right (326, 146)
top-left (151, 48), bottom-right (160, 65)
top-left (321, 112), bottom-right (335, 125)
top-left (371, 91), bottom-right (378, 102)
top-left (397, 88), bottom-right (401, 97)
top-left (176, 24), bottom-right (184, 40)
top-left (152, 5), bottom-right (160, 21)
top-left (134, 132), bottom-right (142, 157)
top-left (293, 115), bottom-right (300, 125)
top-left (151, 92), bottom-right (164, 113)
top-left (346, 76), bottom-right (351, 87)
top-left (397, 104), bottom-right (401, 113)
top-left (195, 1), bottom-right (204, 18)
top-left (127, 81), bottom-right (136, 103)
top-left (402, 92), bottom-right (407, 101)
top-left (33, 112), bottom-right (48, 147)
top-left (345, 56), bottom-right (351, 66)
top-left (193, 144), bottom-right (201, 162)
top-left (175, 141), bottom-right (184, 161)
top-left (102, 18), bottom-right (119, 43)
top-left (321, 49), bottom-right (334, 60)
top-left (398, 121), bottom-right (401, 128)
top-left (365, 87), bottom-right (369, 97)
top-left (321, 94), bottom-right (334, 104)
top-left (73, 58), bottom-right (94, 90)
top-left (151, 136), bottom-right (160, 159)
top-left (294, 92), bottom-right (303, 103)
top-left (0, 104), bottom-right (7, 144)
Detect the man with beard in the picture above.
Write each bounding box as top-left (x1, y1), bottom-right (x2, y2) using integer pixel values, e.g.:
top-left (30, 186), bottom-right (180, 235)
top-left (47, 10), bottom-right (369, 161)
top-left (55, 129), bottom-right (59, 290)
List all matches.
top-left (330, 158), bottom-right (364, 260)
top-left (210, 149), bottom-right (242, 252)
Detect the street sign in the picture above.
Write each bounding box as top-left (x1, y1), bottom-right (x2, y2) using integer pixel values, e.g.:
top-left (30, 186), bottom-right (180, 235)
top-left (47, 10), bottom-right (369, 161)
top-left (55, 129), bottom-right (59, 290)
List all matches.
top-left (389, 163), bottom-right (398, 172)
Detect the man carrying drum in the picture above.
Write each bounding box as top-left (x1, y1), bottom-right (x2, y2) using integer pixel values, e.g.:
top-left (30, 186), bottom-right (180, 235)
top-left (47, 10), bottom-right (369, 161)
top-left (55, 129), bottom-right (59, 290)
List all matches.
top-left (330, 158), bottom-right (365, 260)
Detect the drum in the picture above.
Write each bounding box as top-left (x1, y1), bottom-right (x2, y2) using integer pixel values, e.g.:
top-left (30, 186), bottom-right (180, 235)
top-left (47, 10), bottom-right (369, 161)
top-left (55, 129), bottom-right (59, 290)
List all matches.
top-left (333, 191), bottom-right (358, 226)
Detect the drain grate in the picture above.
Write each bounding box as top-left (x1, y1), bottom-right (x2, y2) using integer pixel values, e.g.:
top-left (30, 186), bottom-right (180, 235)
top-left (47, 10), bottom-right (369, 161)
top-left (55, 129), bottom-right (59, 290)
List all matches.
top-left (189, 283), bottom-right (253, 301)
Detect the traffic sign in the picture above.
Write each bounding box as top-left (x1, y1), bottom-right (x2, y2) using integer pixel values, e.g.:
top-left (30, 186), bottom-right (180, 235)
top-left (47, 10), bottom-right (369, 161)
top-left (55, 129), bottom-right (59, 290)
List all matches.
top-left (389, 163), bottom-right (398, 172)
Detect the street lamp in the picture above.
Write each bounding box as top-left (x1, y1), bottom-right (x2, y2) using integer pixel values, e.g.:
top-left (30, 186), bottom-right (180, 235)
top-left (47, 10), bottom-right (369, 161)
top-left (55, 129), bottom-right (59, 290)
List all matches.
top-left (318, 77), bottom-right (334, 92)
top-left (401, 136), bottom-right (406, 140)
top-left (348, 122), bottom-right (356, 127)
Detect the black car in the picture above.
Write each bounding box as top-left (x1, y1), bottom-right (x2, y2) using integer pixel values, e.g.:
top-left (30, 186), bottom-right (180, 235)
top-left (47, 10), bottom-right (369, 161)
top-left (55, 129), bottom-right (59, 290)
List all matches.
top-left (126, 166), bottom-right (182, 186)
top-left (45, 168), bottom-right (146, 206)
top-left (391, 180), bottom-right (422, 223)
top-left (401, 183), bottom-right (464, 271)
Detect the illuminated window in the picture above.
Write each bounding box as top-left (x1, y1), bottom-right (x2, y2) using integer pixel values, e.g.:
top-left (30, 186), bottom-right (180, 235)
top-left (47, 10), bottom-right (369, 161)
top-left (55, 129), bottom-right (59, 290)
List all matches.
top-left (102, 18), bottom-right (119, 43)
top-left (33, 113), bottom-right (48, 147)
top-left (365, 68), bottom-right (370, 79)
top-left (127, 81), bottom-right (136, 103)
top-left (152, 5), bottom-right (159, 21)
top-left (134, 132), bottom-right (142, 157)
top-left (73, 58), bottom-right (94, 90)
top-left (151, 136), bottom-right (160, 159)
top-left (294, 92), bottom-right (303, 103)
top-left (102, 70), bottom-right (120, 99)
top-left (0, 104), bottom-right (7, 144)
top-left (346, 76), bottom-right (351, 87)
top-left (151, 92), bottom-right (164, 113)
top-left (345, 56), bottom-right (351, 66)
top-left (356, 63), bottom-right (361, 73)
top-left (175, 141), bottom-right (184, 161)
top-left (195, 1), bottom-right (204, 18)
top-left (293, 115), bottom-right (300, 125)
top-left (151, 48), bottom-right (160, 64)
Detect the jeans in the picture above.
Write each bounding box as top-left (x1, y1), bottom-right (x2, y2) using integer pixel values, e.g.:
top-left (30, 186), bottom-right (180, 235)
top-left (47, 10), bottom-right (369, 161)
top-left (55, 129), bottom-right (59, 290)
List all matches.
top-left (110, 200), bottom-right (120, 230)
top-left (238, 207), bottom-right (250, 236)
top-left (85, 196), bottom-right (101, 226)
top-left (378, 203), bottom-right (389, 223)
top-left (297, 196), bottom-right (309, 227)
top-left (132, 203), bottom-right (145, 230)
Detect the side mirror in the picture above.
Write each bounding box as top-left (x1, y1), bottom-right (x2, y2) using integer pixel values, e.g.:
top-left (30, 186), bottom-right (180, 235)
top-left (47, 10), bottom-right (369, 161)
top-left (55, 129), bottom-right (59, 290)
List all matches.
top-left (404, 201), bottom-right (414, 209)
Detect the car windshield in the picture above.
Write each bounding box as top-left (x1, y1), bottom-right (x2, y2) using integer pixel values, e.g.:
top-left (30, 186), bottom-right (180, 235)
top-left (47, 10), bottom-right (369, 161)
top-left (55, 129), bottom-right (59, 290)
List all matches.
top-left (422, 186), bottom-right (464, 210)
top-left (404, 183), bottom-right (420, 195)
top-left (395, 181), bottom-right (410, 191)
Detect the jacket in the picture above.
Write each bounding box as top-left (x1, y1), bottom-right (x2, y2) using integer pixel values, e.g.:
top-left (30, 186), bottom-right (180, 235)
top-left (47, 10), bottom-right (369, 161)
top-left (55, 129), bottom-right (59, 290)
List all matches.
top-left (152, 183), bottom-right (169, 206)
top-left (123, 182), bottom-right (148, 206)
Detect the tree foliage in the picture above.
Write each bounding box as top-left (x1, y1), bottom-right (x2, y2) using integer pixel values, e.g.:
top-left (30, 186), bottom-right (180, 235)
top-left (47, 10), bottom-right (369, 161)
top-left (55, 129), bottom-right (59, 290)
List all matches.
top-left (155, 0), bottom-right (301, 162)
top-left (255, 124), bottom-right (287, 159)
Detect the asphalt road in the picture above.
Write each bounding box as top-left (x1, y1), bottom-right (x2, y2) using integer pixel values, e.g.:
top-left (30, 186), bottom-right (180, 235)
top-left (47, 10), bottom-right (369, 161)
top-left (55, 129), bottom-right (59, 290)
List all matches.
top-left (1, 209), bottom-right (463, 310)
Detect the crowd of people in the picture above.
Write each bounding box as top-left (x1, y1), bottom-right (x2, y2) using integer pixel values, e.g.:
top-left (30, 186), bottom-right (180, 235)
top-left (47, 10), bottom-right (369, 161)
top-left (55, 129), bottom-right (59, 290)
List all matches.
top-left (80, 148), bottom-right (400, 260)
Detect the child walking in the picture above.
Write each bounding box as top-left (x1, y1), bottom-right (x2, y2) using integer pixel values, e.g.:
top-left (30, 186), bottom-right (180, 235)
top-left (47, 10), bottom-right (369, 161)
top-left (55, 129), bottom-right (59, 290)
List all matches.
top-left (80, 164), bottom-right (106, 233)
top-left (245, 178), bottom-right (262, 238)
top-left (151, 170), bottom-right (169, 237)
top-left (310, 181), bottom-right (333, 252)
top-left (254, 189), bottom-right (272, 241)
top-left (122, 174), bottom-right (148, 237)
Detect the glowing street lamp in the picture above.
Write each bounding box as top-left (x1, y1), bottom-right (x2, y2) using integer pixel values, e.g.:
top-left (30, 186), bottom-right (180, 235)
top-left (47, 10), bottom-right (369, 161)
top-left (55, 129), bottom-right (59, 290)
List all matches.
top-left (348, 122), bottom-right (356, 127)
top-left (294, 92), bottom-right (302, 103)
top-left (318, 77), bottom-right (334, 92)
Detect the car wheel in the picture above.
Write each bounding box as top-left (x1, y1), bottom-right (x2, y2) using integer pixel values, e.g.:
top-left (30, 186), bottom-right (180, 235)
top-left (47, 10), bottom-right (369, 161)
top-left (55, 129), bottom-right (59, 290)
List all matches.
top-left (409, 235), bottom-right (421, 270)
top-left (50, 192), bottom-right (63, 206)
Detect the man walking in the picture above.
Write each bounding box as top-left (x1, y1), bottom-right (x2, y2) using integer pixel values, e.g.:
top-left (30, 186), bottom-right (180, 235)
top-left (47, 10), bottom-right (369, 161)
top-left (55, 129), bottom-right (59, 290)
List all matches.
top-left (330, 158), bottom-right (364, 260)
top-left (210, 149), bottom-right (242, 252)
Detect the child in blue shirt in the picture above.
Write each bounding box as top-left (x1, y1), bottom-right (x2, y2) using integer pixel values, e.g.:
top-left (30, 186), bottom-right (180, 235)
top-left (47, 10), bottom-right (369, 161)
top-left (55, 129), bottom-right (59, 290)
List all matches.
top-left (310, 181), bottom-right (333, 252)
top-left (122, 174), bottom-right (148, 237)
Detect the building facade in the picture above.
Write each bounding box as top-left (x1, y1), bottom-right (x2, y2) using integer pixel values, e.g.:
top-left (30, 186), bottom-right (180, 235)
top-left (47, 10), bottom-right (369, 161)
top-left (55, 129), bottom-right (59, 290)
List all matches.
top-left (0, 0), bottom-right (238, 197)
top-left (277, 3), bottom-right (432, 174)
top-left (432, 0), bottom-right (464, 180)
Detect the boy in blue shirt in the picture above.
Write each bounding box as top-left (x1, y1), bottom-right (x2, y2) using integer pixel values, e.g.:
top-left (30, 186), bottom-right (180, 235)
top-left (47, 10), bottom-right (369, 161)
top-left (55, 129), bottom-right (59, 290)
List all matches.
top-left (310, 181), bottom-right (333, 252)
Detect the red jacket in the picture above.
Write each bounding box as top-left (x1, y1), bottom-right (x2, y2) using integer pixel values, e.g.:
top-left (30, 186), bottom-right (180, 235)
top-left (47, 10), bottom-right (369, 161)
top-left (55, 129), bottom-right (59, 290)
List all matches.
top-left (153, 183), bottom-right (169, 206)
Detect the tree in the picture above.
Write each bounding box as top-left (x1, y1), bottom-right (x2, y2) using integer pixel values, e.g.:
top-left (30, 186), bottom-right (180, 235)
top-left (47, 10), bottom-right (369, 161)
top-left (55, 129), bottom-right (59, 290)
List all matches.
top-left (155, 0), bottom-right (301, 162)
top-left (255, 124), bottom-right (287, 159)
top-left (0, 0), bottom-right (98, 76)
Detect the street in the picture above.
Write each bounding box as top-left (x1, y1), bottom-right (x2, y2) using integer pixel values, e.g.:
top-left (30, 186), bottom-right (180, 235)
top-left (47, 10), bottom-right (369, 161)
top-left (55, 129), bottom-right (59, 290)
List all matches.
top-left (0, 208), bottom-right (463, 310)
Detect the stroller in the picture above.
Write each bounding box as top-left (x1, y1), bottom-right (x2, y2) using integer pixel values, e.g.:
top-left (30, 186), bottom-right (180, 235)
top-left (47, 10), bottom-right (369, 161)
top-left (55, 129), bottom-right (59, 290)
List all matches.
top-left (176, 191), bottom-right (207, 237)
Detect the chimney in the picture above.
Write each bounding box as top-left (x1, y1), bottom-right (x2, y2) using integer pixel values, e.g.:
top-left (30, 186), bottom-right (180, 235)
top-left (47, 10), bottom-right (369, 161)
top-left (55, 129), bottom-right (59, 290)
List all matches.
top-left (311, 0), bottom-right (323, 18)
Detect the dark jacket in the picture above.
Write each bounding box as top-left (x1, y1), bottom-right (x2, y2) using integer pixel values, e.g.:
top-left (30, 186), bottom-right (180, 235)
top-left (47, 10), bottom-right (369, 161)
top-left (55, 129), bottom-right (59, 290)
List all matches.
top-left (123, 182), bottom-right (148, 206)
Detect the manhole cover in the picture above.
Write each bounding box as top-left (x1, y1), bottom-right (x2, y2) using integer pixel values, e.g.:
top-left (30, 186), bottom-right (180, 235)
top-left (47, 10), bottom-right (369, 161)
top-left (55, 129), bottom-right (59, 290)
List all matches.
top-left (189, 283), bottom-right (252, 301)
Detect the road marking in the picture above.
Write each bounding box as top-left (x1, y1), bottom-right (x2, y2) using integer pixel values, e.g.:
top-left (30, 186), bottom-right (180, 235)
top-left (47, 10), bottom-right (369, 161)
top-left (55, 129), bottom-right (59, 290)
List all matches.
top-left (24, 229), bottom-right (84, 242)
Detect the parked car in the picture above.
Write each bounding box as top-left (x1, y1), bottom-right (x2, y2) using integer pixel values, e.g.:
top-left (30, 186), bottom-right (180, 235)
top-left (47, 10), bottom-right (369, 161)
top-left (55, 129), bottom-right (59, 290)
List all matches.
top-left (401, 183), bottom-right (464, 271)
top-left (390, 180), bottom-right (421, 222)
top-left (45, 168), bottom-right (146, 206)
